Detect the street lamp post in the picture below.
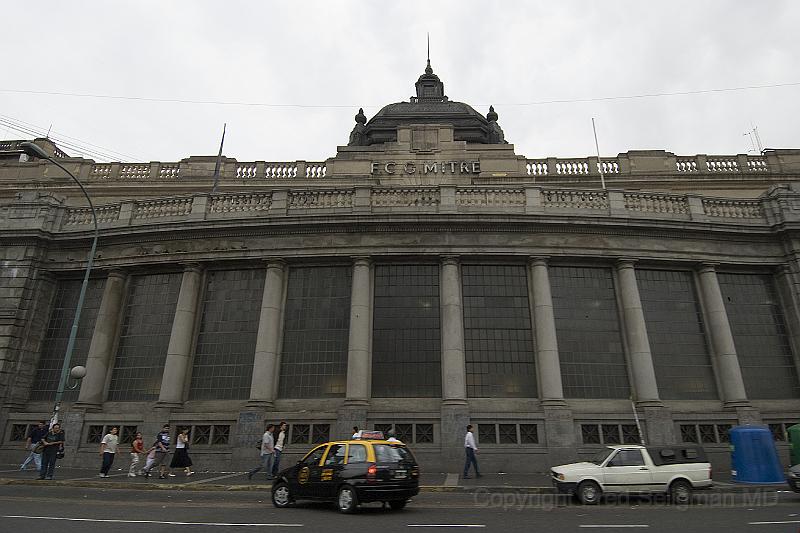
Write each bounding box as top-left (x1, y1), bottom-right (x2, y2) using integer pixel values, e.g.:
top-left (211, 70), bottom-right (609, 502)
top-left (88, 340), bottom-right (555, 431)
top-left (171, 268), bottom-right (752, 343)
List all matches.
top-left (20, 142), bottom-right (95, 426)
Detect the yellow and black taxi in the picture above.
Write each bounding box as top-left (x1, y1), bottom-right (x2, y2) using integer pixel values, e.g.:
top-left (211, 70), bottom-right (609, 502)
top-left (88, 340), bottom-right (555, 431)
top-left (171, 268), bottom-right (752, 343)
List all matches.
top-left (271, 431), bottom-right (420, 513)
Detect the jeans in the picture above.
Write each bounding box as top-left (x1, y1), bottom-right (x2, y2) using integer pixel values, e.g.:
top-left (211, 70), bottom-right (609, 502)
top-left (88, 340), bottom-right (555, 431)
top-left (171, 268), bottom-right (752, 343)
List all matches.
top-left (100, 452), bottom-right (115, 475)
top-left (272, 449), bottom-right (282, 476)
top-left (249, 453), bottom-right (275, 479)
top-left (39, 448), bottom-right (58, 479)
top-left (463, 447), bottom-right (480, 476)
top-left (21, 445), bottom-right (42, 470)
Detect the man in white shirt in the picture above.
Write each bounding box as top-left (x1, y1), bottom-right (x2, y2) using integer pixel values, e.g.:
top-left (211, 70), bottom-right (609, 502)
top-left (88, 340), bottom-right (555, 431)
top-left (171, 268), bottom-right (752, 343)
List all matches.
top-left (99, 426), bottom-right (119, 478)
top-left (272, 421), bottom-right (287, 476)
top-left (247, 423), bottom-right (275, 481)
top-left (463, 424), bottom-right (481, 479)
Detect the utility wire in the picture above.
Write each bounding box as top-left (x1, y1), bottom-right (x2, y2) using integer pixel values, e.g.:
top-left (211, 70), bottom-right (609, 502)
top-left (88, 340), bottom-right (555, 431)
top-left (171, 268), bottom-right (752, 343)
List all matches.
top-left (1, 81), bottom-right (798, 109)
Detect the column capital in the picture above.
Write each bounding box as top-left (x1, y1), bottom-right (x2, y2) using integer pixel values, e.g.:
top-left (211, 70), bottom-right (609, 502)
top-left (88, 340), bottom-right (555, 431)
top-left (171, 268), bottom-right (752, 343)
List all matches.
top-left (181, 262), bottom-right (204, 274)
top-left (440, 255), bottom-right (460, 266)
top-left (263, 258), bottom-right (287, 270)
top-left (352, 256), bottom-right (372, 267)
top-left (105, 268), bottom-right (127, 280)
top-left (528, 256), bottom-right (549, 267)
top-left (697, 262), bottom-right (719, 274)
top-left (615, 258), bottom-right (639, 269)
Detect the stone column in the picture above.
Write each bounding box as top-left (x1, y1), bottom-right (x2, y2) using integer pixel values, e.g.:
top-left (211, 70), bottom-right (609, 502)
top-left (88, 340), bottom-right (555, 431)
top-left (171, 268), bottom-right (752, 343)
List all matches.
top-left (441, 256), bottom-right (467, 404)
top-left (440, 256), bottom-right (470, 470)
top-left (529, 258), bottom-right (565, 405)
top-left (615, 259), bottom-right (661, 406)
top-left (338, 257), bottom-right (373, 439)
top-left (696, 264), bottom-right (749, 407)
top-left (248, 259), bottom-right (287, 409)
top-left (529, 258), bottom-right (576, 461)
top-left (75, 269), bottom-right (127, 410)
top-left (156, 264), bottom-right (203, 408)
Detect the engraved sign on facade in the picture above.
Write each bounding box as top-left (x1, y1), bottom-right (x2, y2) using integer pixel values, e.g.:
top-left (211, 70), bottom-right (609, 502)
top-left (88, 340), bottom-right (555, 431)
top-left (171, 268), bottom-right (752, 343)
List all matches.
top-left (370, 161), bottom-right (480, 175)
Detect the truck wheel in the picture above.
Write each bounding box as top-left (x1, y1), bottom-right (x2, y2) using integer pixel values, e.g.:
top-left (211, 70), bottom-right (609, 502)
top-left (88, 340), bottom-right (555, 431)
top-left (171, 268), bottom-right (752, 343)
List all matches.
top-left (271, 482), bottom-right (293, 508)
top-left (577, 481), bottom-right (602, 505)
top-left (337, 485), bottom-right (358, 514)
top-left (669, 480), bottom-right (693, 505)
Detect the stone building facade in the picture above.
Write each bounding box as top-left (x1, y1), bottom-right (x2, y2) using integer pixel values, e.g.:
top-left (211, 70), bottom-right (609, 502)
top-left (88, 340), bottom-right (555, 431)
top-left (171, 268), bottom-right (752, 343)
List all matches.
top-left (1, 64), bottom-right (799, 472)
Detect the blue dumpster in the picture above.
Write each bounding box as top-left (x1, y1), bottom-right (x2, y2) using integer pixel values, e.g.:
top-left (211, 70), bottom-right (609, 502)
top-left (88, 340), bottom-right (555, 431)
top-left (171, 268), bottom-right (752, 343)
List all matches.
top-left (729, 425), bottom-right (784, 484)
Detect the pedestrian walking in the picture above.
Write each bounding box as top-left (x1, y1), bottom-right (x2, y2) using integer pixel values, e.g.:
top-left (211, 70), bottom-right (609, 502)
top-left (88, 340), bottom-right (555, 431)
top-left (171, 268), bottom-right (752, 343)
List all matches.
top-left (352, 426), bottom-right (360, 439)
top-left (386, 430), bottom-right (401, 443)
top-left (38, 422), bottom-right (65, 480)
top-left (20, 421), bottom-right (48, 471)
top-left (272, 421), bottom-right (287, 476)
top-left (463, 424), bottom-right (481, 479)
top-left (142, 423), bottom-right (172, 479)
top-left (98, 426), bottom-right (119, 477)
top-left (141, 446), bottom-right (157, 475)
top-left (169, 427), bottom-right (194, 476)
top-left (247, 423), bottom-right (275, 481)
top-left (129, 432), bottom-right (145, 477)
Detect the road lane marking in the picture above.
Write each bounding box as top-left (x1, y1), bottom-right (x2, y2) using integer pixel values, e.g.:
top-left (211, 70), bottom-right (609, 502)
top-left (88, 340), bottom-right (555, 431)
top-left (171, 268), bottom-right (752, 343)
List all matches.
top-left (2, 516), bottom-right (303, 527)
top-left (579, 526), bottom-right (649, 529)
top-left (408, 526), bottom-right (486, 528)
top-left (185, 472), bottom-right (247, 485)
top-left (748, 521), bottom-right (800, 525)
top-left (443, 474), bottom-right (459, 487)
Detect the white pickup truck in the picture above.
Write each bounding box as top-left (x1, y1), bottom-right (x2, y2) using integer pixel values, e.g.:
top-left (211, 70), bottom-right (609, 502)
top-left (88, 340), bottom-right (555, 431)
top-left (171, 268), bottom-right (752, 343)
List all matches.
top-left (551, 445), bottom-right (712, 504)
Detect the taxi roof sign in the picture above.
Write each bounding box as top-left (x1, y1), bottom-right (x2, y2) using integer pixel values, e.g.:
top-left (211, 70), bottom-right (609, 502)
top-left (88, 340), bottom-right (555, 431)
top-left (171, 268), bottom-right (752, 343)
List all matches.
top-left (354, 430), bottom-right (384, 440)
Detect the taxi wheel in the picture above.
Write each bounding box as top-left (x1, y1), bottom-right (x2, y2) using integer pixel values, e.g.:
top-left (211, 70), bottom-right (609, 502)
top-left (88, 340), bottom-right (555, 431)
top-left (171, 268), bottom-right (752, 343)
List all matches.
top-left (576, 481), bottom-right (601, 505)
top-left (272, 482), bottom-right (294, 508)
top-left (337, 485), bottom-right (358, 514)
top-left (388, 500), bottom-right (407, 510)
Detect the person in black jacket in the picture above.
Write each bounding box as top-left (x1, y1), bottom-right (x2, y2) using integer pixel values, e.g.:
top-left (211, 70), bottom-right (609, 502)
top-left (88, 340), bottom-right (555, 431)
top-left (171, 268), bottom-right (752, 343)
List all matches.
top-left (39, 423), bottom-right (65, 480)
top-left (20, 421), bottom-right (48, 471)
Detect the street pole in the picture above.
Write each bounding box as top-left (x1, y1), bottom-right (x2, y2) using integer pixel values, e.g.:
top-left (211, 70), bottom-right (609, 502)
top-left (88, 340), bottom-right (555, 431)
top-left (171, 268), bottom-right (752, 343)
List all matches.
top-left (20, 142), bottom-right (97, 426)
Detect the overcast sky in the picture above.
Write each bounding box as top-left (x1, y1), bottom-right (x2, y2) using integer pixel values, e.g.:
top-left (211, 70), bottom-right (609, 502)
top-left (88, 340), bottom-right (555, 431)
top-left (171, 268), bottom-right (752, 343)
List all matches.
top-left (1, 0), bottom-right (798, 163)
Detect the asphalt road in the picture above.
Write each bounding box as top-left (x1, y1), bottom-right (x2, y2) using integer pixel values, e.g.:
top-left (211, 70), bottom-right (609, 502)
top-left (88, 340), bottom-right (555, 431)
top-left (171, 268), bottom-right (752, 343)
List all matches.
top-left (0, 485), bottom-right (798, 533)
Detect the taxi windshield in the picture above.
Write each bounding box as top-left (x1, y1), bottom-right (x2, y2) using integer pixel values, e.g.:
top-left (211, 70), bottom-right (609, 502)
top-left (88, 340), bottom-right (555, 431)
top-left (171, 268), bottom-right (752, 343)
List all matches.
top-left (590, 448), bottom-right (616, 465)
top-left (374, 444), bottom-right (414, 464)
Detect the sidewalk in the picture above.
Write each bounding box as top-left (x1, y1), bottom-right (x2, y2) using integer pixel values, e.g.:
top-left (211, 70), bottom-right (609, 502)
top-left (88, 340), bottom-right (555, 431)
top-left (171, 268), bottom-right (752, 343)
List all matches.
top-left (0, 464), bottom-right (786, 494)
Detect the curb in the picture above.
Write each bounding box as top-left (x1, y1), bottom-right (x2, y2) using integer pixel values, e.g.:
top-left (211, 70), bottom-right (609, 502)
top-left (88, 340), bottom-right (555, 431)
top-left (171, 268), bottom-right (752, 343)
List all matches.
top-left (0, 478), bottom-right (787, 494)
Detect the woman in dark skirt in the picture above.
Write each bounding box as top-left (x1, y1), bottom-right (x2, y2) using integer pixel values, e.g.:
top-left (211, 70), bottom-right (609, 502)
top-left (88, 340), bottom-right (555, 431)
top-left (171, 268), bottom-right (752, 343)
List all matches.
top-left (169, 427), bottom-right (193, 476)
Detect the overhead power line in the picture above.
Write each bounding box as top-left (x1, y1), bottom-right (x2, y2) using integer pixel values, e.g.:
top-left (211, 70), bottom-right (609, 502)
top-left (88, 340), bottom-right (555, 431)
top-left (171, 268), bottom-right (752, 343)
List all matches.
top-left (0, 81), bottom-right (798, 109)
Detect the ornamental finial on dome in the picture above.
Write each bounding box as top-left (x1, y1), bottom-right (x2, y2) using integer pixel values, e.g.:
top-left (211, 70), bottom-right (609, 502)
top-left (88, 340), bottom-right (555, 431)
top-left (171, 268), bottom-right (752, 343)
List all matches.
top-left (487, 105), bottom-right (498, 122)
top-left (355, 107), bottom-right (367, 124)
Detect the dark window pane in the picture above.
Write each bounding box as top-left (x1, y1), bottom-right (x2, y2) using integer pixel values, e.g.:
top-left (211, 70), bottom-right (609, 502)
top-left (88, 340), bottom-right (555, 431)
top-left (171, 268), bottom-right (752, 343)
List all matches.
top-left (416, 424), bottom-right (434, 444)
top-left (768, 423), bottom-right (785, 441)
top-left (621, 424), bottom-right (641, 444)
top-left (498, 424), bottom-right (517, 444)
top-left (637, 270), bottom-right (717, 399)
top-left (190, 270), bottom-right (264, 400)
top-left (108, 273), bottom-right (181, 401)
top-left (602, 424), bottom-right (621, 444)
top-left (312, 424), bottom-right (330, 444)
top-left (698, 424), bottom-right (716, 443)
top-left (462, 265), bottom-right (537, 398)
top-left (396, 423), bottom-right (413, 443)
top-left (719, 273), bottom-right (800, 399)
top-left (87, 425), bottom-right (104, 444)
top-left (520, 424), bottom-right (539, 444)
top-left (32, 278), bottom-right (105, 401)
top-left (717, 424), bottom-right (732, 443)
top-left (291, 424), bottom-right (309, 445)
top-left (279, 266), bottom-right (351, 398)
top-left (193, 425), bottom-right (211, 445)
top-left (680, 424), bottom-right (699, 443)
top-left (581, 424), bottom-right (600, 444)
top-left (212, 425), bottom-right (230, 445)
top-left (11, 424), bottom-right (28, 441)
top-left (550, 267), bottom-right (630, 399)
top-left (121, 426), bottom-right (137, 445)
top-left (478, 424), bottom-right (497, 444)
top-left (374, 423), bottom-right (393, 436)
top-left (372, 265), bottom-right (441, 397)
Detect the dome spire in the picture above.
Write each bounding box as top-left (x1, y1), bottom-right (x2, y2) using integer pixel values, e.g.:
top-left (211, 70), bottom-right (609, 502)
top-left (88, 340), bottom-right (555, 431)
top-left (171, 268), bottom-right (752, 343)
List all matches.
top-left (414, 34), bottom-right (446, 102)
top-left (426, 33), bottom-right (433, 74)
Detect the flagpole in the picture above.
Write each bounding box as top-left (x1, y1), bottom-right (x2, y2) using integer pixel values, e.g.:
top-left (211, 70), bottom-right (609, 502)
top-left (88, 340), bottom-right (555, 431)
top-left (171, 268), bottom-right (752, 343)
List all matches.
top-left (592, 118), bottom-right (606, 190)
top-left (211, 123), bottom-right (226, 194)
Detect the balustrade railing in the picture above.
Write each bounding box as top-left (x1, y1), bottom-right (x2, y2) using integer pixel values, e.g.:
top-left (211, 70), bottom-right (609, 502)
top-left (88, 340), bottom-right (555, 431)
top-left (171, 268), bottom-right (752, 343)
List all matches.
top-left (543, 189), bottom-right (608, 209)
top-left (51, 186), bottom-right (778, 230)
top-left (702, 199), bottom-right (763, 218)
top-left (119, 164), bottom-right (151, 180)
top-left (624, 193), bottom-right (689, 215)
top-left (372, 188), bottom-right (440, 207)
top-left (456, 188), bottom-right (525, 208)
top-left (133, 198), bottom-right (193, 219)
top-left (265, 162), bottom-right (298, 178)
